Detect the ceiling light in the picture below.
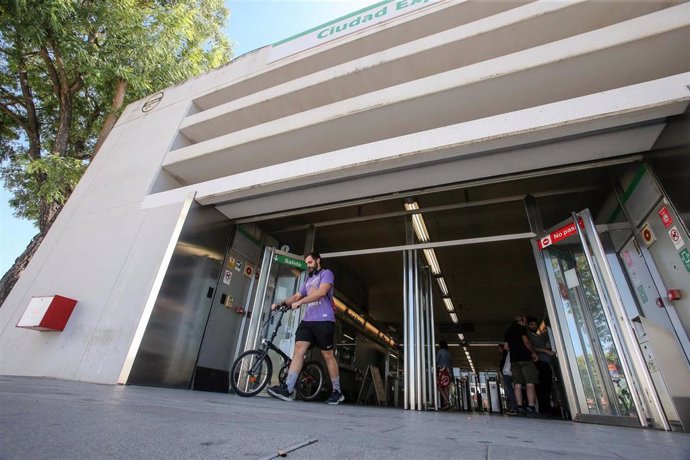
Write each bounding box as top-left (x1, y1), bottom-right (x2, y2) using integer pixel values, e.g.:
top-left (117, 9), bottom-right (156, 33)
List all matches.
top-left (404, 201), bottom-right (419, 211)
top-left (436, 277), bottom-right (449, 296)
top-left (443, 298), bottom-right (454, 312)
top-left (450, 312), bottom-right (458, 323)
top-left (423, 249), bottom-right (441, 275)
top-left (458, 333), bottom-right (464, 340)
top-left (404, 201), bottom-right (430, 242)
top-left (411, 214), bottom-right (430, 242)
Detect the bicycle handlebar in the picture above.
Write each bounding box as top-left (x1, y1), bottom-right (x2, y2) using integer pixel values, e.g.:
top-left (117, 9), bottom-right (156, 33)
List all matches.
top-left (276, 302), bottom-right (291, 312)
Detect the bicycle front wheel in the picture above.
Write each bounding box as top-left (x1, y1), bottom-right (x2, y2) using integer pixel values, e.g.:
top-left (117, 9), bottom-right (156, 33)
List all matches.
top-left (297, 360), bottom-right (325, 401)
top-left (230, 350), bottom-right (273, 397)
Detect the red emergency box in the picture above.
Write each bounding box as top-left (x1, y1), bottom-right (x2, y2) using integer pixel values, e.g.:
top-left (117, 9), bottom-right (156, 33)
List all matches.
top-left (16, 295), bottom-right (78, 331)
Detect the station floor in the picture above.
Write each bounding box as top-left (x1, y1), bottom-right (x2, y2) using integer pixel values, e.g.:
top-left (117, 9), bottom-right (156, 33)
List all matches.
top-left (1, 375), bottom-right (688, 459)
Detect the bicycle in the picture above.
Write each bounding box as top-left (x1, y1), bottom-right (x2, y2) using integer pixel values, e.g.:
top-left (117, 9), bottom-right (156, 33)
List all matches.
top-left (230, 303), bottom-right (326, 400)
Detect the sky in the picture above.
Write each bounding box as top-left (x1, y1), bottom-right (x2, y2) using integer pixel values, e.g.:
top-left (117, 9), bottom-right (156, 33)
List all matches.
top-left (0, 0), bottom-right (374, 274)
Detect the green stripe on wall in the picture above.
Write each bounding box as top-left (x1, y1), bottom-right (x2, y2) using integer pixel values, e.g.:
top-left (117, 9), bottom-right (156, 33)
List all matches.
top-left (608, 164), bottom-right (647, 223)
top-left (237, 226), bottom-right (261, 247)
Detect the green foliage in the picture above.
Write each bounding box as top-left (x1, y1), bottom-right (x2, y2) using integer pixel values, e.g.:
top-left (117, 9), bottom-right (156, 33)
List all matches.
top-left (2, 154), bottom-right (86, 221)
top-left (0, 0), bottom-right (232, 225)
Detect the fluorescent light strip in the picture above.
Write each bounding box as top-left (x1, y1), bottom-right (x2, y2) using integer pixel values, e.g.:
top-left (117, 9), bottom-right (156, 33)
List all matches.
top-left (443, 298), bottom-right (454, 312)
top-left (458, 333), bottom-right (464, 340)
top-left (449, 312), bottom-right (458, 323)
top-left (423, 248), bottom-right (441, 275)
top-left (436, 277), bottom-right (449, 296)
top-left (411, 214), bottom-right (430, 242)
top-left (405, 202), bottom-right (429, 242)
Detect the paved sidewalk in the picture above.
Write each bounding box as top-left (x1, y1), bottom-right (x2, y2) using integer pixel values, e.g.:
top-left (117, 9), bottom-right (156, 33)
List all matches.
top-left (1, 375), bottom-right (688, 459)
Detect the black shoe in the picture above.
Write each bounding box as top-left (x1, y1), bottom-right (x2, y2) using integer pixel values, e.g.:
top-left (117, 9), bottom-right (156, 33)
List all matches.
top-left (326, 390), bottom-right (345, 405)
top-left (267, 384), bottom-right (294, 401)
top-left (517, 407), bottom-right (526, 417)
top-left (505, 408), bottom-right (518, 416)
top-left (525, 407), bottom-right (540, 418)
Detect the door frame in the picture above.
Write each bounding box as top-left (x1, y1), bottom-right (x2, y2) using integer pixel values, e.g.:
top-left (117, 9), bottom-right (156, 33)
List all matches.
top-left (533, 209), bottom-right (669, 429)
top-left (240, 247), bottom-right (306, 358)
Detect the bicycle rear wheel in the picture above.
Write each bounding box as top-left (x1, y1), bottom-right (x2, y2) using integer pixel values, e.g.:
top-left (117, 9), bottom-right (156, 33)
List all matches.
top-left (297, 361), bottom-right (325, 401)
top-left (230, 350), bottom-right (273, 397)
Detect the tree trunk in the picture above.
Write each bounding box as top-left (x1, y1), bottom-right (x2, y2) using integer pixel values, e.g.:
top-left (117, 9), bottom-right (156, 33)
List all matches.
top-left (0, 202), bottom-right (62, 308)
top-left (92, 79), bottom-right (128, 158)
top-left (0, 232), bottom-right (44, 308)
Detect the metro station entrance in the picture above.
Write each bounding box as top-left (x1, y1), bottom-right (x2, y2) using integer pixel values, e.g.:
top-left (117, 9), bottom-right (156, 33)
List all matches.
top-left (177, 159), bottom-right (690, 431)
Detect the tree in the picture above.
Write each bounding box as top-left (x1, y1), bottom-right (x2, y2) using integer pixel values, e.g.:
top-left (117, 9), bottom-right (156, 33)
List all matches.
top-left (0, 0), bottom-right (232, 305)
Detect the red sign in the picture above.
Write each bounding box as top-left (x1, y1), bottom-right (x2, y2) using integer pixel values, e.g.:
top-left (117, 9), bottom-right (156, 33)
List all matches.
top-left (658, 206), bottom-right (673, 228)
top-left (539, 219), bottom-right (584, 249)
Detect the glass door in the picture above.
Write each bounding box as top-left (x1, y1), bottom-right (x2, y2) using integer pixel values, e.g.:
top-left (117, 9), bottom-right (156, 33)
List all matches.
top-left (240, 247), bottom-right (306, 386)
top-left (535, 209), bottom-right (649, 426)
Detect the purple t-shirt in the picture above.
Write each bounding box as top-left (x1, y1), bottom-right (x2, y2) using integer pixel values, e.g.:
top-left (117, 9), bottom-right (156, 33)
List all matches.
top-left (299, 269), bottom-right (335, 322)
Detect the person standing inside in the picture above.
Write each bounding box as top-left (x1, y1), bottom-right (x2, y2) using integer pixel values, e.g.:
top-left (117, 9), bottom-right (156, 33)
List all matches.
top-left (436, 340), bottom-right (452, 410)
top-left (527, 317), bottom-right (556, 415)
top-left (503, 315), bottom-right (540, 417)
top-left (267, 252), bottom-right (344, 405)
top-left (498, 343), bottom-right (518, 415)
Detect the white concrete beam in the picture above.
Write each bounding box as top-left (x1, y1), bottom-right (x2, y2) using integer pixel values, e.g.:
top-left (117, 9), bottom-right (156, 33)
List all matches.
top-left (162, 3), bottom-right (690, 185)
top-left (142, 73), bottom-right (690, 216)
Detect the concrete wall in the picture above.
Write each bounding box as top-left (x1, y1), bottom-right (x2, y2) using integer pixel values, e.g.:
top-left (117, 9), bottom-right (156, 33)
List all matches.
top-left (0, 38), bottom-right (276, 384)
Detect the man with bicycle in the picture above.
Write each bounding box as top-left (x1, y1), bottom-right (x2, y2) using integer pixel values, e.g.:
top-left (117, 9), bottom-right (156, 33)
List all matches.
top-left (267, 251), bottom-right (345, 405)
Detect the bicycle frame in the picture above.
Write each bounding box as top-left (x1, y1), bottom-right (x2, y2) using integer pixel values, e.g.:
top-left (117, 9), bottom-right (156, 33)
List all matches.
top-left (231, 304), bottom-right (326, 400)
top-left (253, 307), bottom-right (293, 373)
top-left (261, 339), bottom-right (292, 365)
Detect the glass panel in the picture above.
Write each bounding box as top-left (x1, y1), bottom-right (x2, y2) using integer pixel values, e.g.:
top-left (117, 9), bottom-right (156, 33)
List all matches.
top-left (542, 220), bottom-right (637, 419)
top-left (244, 249), bottom-right (305, 386)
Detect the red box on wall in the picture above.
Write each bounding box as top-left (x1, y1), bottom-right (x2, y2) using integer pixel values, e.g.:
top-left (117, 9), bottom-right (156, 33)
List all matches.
top-left (16, 295), bottom-right (78, 331)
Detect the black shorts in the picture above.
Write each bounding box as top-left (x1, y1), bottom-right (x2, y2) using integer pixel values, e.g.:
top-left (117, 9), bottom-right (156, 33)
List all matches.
top-left (295, 321), bottom-right (335, 351)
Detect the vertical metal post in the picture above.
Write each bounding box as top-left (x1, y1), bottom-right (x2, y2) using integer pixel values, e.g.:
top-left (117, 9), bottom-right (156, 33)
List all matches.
top-left (413, 250), bottom-right (422, 409)
top-left (304, 225), bottom-right (316, 253)
top-left (403, 249), bottom-right (410, 410)
top-left (404, 213), bottom-right (416, 410)
top-left (428, 267), bottom-right (438, 410)
top-left (523, 195), bottom-right (545, 235)
top-left (419, 264), bottom-right (433, 409)
top-left (243, 247), bottom-right (275, 352)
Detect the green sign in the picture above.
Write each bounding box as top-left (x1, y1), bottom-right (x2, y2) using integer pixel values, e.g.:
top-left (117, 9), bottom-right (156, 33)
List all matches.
top-left (274, 254), bottom-right (307, 270)
top-left (680, 248), bottom-right (690, 272)
top-left (636, 284), bottom-right (648, 304)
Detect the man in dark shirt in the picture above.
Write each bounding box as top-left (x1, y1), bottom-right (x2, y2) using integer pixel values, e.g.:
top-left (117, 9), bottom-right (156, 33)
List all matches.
top-left (528, 317), bottom-right (556, 415)
top-left (504, 315), bottom-right (539, 416)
